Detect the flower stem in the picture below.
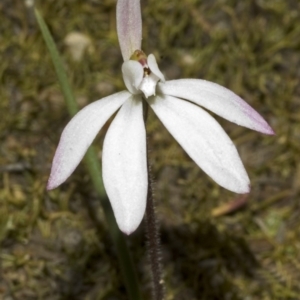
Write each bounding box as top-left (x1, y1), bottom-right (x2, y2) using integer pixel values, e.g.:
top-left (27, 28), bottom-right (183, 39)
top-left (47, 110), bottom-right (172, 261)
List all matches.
top-left (145, 162), bottom-right (164, 300)
top-left (35, 8), bottom-right (142, 300)
top-left (144, 101), bottom-right (164, 300)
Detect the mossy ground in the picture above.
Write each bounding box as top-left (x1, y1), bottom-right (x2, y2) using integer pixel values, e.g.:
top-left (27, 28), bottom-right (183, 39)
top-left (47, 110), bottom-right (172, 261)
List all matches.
top-left (1, 0), bottom-right (300, 299)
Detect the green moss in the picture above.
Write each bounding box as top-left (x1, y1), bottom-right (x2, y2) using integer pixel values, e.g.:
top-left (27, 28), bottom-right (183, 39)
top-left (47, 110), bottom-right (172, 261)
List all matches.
top-left (0, 0), bottom-right (300, 298)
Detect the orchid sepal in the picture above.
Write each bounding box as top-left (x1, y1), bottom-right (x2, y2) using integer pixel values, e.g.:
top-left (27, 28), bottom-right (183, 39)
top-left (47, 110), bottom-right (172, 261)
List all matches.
top-left (117, 0), bottom-right (142, 61)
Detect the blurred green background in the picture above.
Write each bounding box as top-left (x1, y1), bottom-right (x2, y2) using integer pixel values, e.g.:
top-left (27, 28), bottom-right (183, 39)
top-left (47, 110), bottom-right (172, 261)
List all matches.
top-left (1, 0), bottom-right (300, 299)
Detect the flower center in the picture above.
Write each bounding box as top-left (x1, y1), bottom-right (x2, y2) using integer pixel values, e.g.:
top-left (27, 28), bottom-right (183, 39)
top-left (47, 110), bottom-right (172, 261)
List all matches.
top-left (122, 50), bottom-right (165, 98)
top-left (128, 49), bottom-right (159, 98)
top-left (130, 50), bottom-right (151, 77)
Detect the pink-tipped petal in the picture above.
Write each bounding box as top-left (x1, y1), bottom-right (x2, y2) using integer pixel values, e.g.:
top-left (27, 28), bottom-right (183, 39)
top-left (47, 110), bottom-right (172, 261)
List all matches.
top-left (117, 0), bottom-right (142, 61)
top-left (102, 96), bottom-right (147, 234)
top-left (148, 95), bottom-right (250, 193)
top-left (159, 79), bottom-right (274, 135)
top-left (122, 60), bottom-right (143, 94)
top-left (47, 91), bottom-right (131, 190)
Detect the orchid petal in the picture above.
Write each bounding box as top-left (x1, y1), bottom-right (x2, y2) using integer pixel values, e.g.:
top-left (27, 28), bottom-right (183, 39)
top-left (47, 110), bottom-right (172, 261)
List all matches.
top-left (148, 54), bottom-right (165, 82)
top-left (148, 95), bottom-right (250, 193)
top-left (103, 96), bottom-right (147, 234)
top-left (122, 60), bottom-right (143, 94)
top-left (47, 91), bottom-right (131, 190)
top-left (117, 0), bottom-right (142, 61)
top-left (159, 79), bottom-right (274, 135)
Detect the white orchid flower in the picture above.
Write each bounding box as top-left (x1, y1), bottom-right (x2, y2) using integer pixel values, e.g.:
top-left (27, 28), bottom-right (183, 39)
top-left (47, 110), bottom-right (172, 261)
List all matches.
top-left (47, 0), bottom-right (274, 234)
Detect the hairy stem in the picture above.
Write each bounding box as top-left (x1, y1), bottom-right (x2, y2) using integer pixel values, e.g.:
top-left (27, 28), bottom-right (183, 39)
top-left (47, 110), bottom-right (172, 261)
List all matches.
top-left (145, 164), bottom-right (164, 300)
top-left (144, 101), bottom-right (164, 300)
